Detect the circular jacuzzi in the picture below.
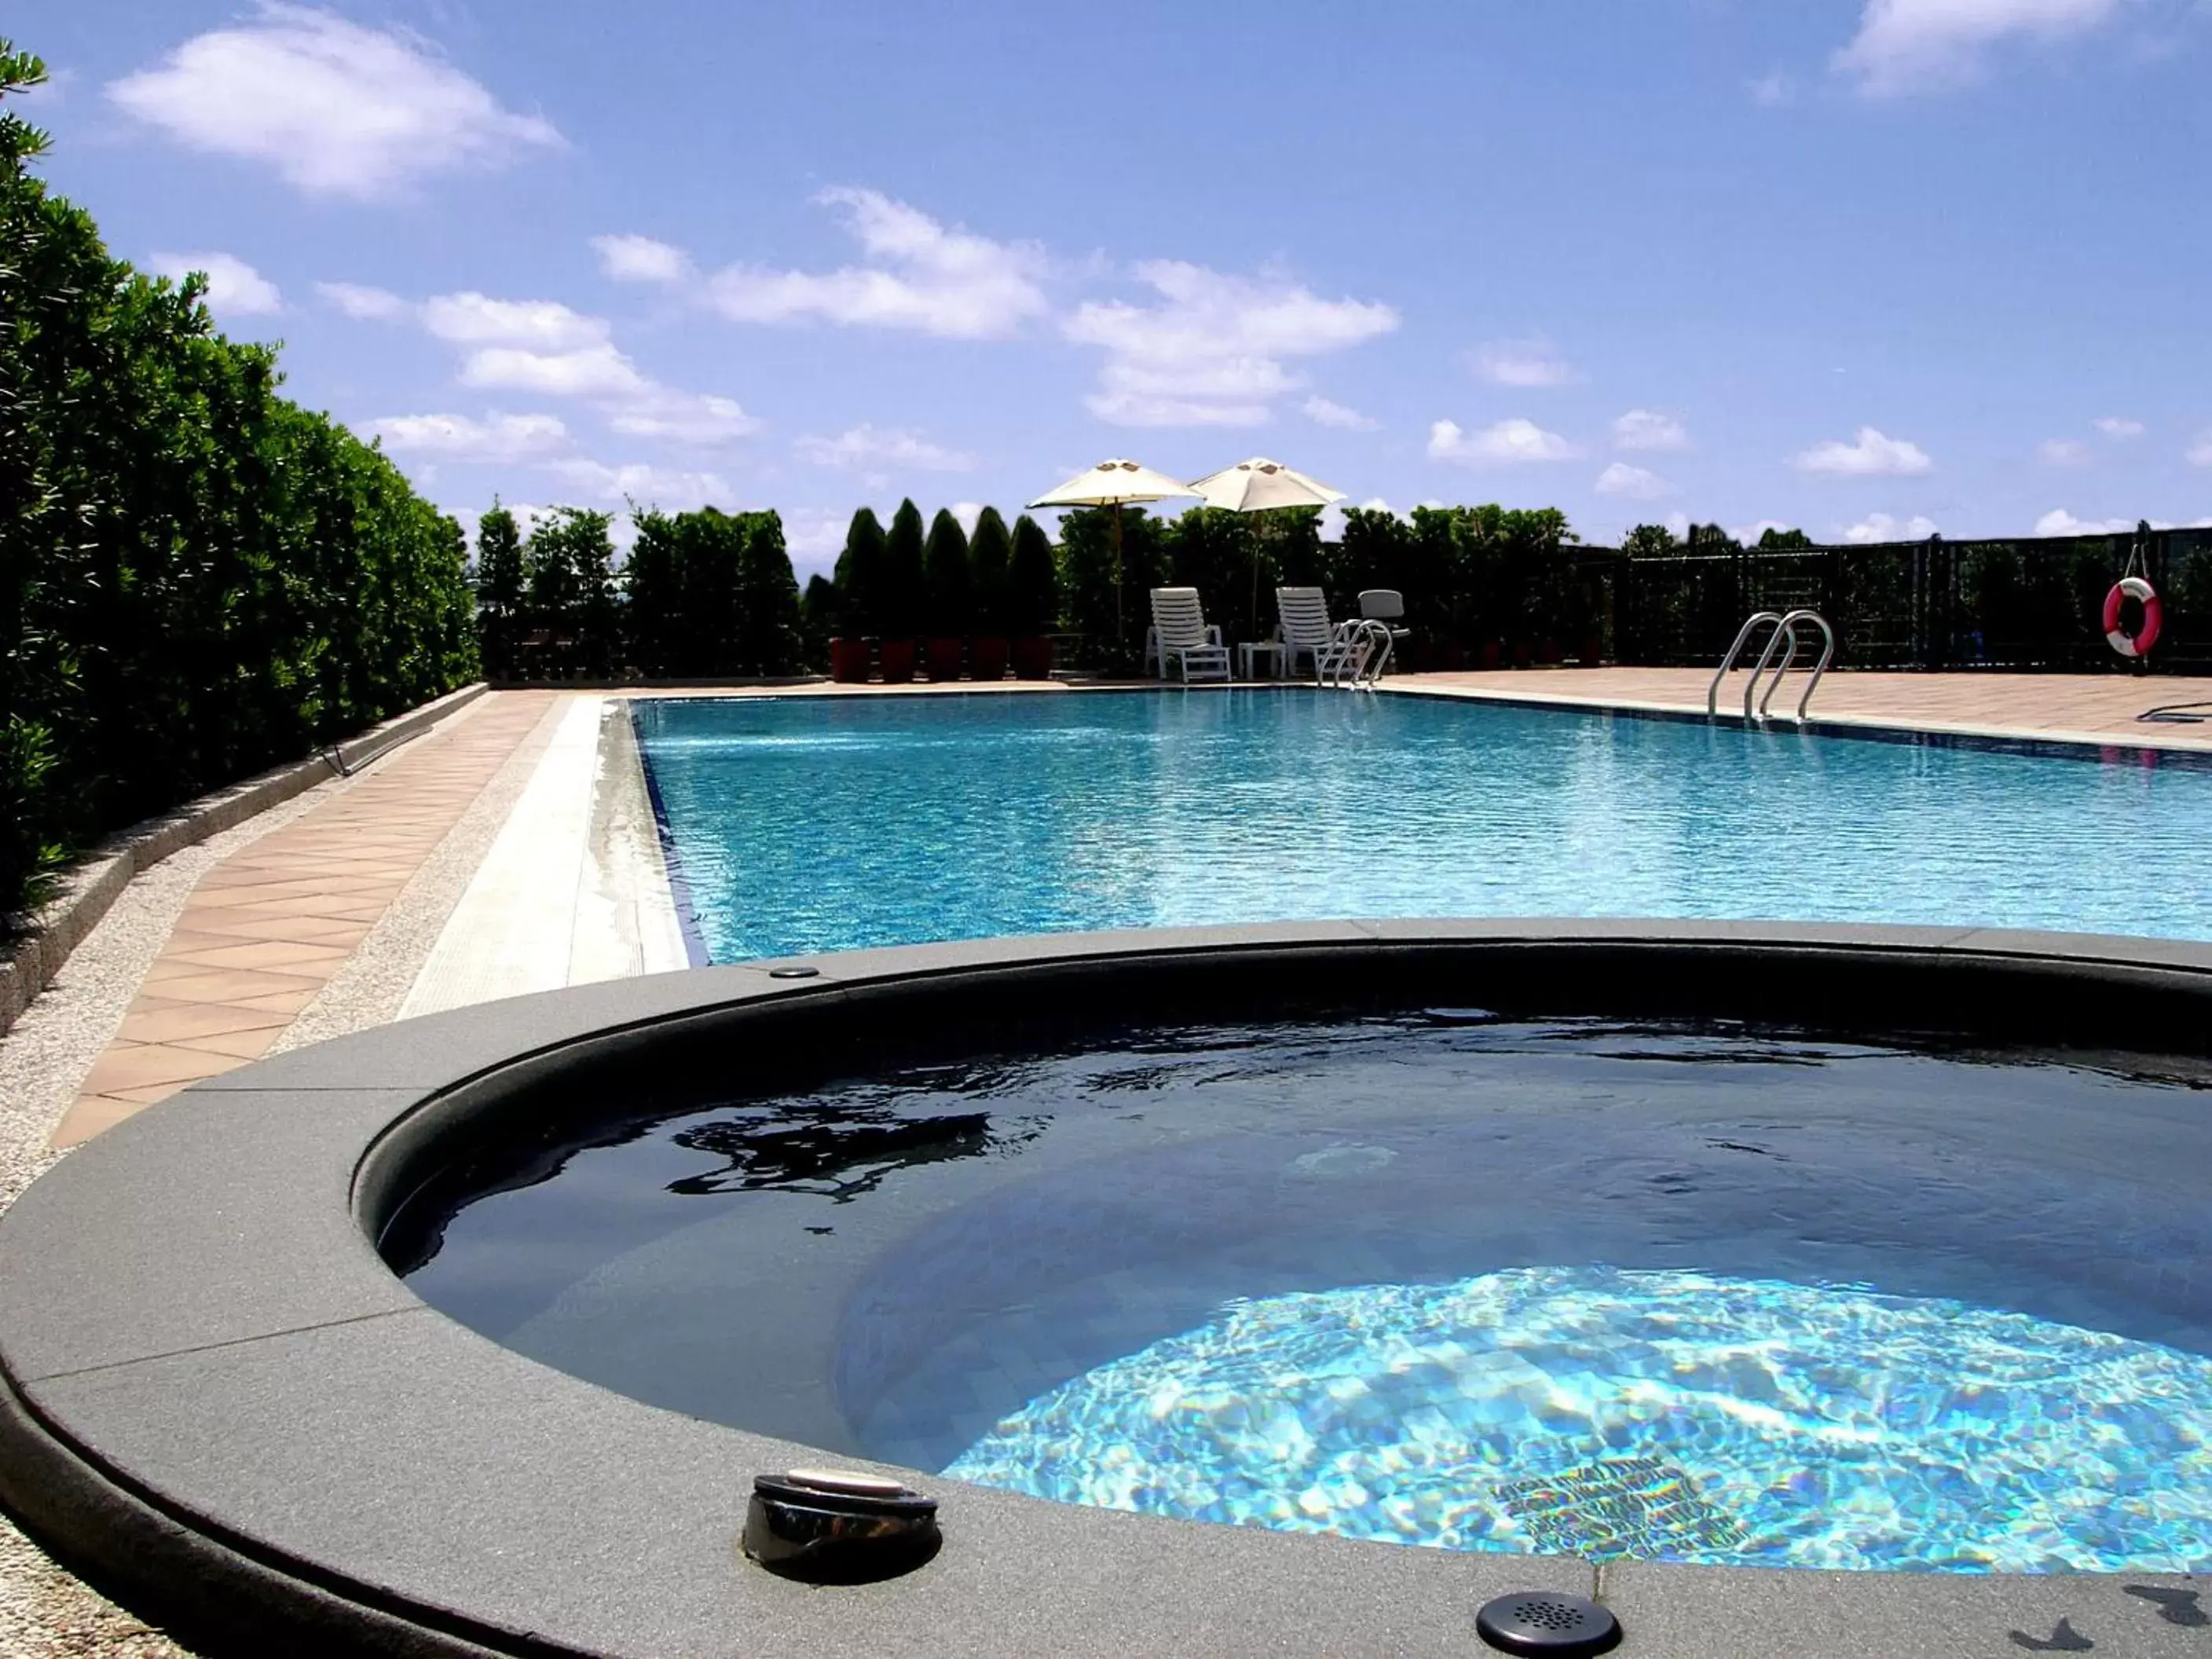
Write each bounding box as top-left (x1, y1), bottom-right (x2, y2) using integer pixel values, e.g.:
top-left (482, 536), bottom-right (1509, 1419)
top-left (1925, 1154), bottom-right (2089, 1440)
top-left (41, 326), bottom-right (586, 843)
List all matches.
top-left (2, 921), bottom-right (2209, 1657)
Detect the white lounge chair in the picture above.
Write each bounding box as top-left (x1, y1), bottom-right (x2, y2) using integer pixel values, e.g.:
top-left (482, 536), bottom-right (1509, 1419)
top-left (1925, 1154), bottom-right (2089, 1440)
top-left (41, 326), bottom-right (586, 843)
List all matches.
top-left (1274, 586), bottom-right (1368, 683)
top-left (1146, 588), bottom-right (1232, 683)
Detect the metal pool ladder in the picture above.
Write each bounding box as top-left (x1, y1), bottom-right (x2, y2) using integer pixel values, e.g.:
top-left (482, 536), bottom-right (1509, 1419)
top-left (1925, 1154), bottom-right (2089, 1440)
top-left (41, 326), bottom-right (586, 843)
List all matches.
top-left (1708, 610), bottom-right (1836, 724)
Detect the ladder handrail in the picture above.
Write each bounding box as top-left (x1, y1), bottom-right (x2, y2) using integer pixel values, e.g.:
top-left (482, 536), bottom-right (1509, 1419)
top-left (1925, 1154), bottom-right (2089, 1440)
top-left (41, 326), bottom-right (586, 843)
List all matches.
top-left (1758, 609), bottom-right (1835, 723)
top-left (1741, 616), bottom-right (1797, 721)
top-left (1708, 612), bottom-right (1785, 716)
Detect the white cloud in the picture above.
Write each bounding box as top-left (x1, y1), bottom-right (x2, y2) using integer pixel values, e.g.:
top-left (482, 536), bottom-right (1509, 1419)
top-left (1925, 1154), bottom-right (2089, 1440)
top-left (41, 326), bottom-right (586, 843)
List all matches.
top-left (1429, 417), bottom-right (1580, 466)
top-left (949, 501), bottom-right (986, 537)
top-left (2038, 438), bottom-right (2091, 466)
top-left (315, 280), bottom-right (405, 320)
top-left (2033, 507), bottom-right (2166, 534)
top-left (106, 5), bottom-right (561, 199)
top-left (794, 424), bottom-right (976, 472)
top-left (1664, 511), bottom-right (1691, 539)
top-left (1793, 426), bottom-right (1932, 475)
top-left (2188, 431), bottom-right (2212, 467)
top-left (1835, 0), bottom-right (2126, 94)
top-left (1068, 261), bottom-right (1397, 427)
top-left (2095, 416), bottom-right (2146, 438)
top-left (1595, 462), bottom-right (1675, 500)
top-left (460, 343), bottom-right (650, 398)
top-left (606, 392), bottom-right (761, 444)
top-left (1841, 511), bottom-right (1940, 542)
top-left (592, 233), bottom-right (692, 285)
top-left (545, 459), bottom-right (733, 510)
top-left (1750, 71), bottom-right (1797, 105)
top-left (781, 509), bottom-right (849, 574)
top-left (1302, 394), bottom-right (1379, 430)
top-left (369, 412), bottom-right (569, 463)
top-left (1733, 518), bottom-right (1799, 544)
top-left (707, 187), bottom-right (1051, 339)
top-left (151, 251), bottom-right (281, 316)
top-left (1613, 408), bottom-right (1689, 452)
top-left (1474, 338), bottom-right (1577, 388)
top-left (420, 291), bottom-right (607, 350)
top-left (408, 288), bottom-right (757, 444)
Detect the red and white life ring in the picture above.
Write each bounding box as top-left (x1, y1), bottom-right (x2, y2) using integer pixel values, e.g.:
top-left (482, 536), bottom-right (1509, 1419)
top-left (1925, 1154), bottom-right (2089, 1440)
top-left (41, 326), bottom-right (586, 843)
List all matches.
top-left (2103, 576), bottom-right (2162, 658)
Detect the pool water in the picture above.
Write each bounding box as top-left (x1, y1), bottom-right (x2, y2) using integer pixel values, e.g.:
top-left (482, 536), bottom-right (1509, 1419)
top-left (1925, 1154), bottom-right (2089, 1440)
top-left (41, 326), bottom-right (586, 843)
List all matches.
top-left (629, 692), bottom-right (2212, 962)
top-left (400, 1016), bottom-right (2212, 1574)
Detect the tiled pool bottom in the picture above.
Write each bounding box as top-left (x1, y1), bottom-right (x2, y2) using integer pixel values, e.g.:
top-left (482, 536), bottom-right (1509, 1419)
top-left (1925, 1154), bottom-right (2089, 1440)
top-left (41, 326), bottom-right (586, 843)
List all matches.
top-left (401, 1017), bottom-right (2212, 1575)
top-left (947, 1268), bottom-right (2212, 1573)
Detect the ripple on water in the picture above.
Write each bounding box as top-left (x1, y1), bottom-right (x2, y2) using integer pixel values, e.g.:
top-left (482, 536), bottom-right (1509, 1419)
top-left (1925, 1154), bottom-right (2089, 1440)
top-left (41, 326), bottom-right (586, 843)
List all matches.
top-left (944, 1266), bottom-right (2212, 1573)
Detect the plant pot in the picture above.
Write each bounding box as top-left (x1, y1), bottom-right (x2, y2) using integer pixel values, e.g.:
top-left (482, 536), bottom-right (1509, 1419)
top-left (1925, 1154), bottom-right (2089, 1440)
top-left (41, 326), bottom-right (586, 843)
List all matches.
top-left (829, 637), bottom-right (871, 683)
top-left (969, 636), bottom-right (1010, 682)
top-left (1538, 638), bottom-right (1563, 665)
top-left (878, 639), bottom-right (917, 684)
top-left (1511, 639), bottom-right (1533, 668)
top-left (925, 636), bottom-right (965, 680)
top-left (1010, 636), bottom-right (1053, 680)
top-left (1479, 639), bottom-right (1501, 672)
top-left (1577, 634), bottom-right (1604, 667)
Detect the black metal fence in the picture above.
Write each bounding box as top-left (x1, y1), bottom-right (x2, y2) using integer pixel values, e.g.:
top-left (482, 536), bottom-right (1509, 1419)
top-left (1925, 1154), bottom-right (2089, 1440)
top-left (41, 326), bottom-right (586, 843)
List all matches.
top-left (1608, 526), bottom-right (2212, 673)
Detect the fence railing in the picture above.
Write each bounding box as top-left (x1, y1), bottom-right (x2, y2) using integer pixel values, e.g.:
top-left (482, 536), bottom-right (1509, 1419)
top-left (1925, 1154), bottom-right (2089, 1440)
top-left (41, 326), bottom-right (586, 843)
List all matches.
top-left (1606, 526), bottom-right (2212, 673)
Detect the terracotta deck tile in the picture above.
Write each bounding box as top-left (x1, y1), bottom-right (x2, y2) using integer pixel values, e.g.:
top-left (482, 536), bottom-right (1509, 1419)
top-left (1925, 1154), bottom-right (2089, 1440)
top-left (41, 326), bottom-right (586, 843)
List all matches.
top-left (50, 1097), bottom-right (156, 1149)
top-left (226, 988), bottom-right (328, 1015)
top-left (128, 966), bottom-right (335, 1004)
top-left (119, 1002), bottom-right (292, 1043)
top-left (182, 916), bottom-right (369, 947)
top-left (162, 939), bottom-right (353, 972)
top-left (169, 1027), bottom-right (284, 1061)
top-left (79, 1042), bottom-right (238, 1094)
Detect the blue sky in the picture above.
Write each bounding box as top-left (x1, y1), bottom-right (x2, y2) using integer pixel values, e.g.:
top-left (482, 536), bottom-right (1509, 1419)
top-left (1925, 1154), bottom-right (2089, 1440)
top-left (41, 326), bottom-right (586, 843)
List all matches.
top-left (16, 0), bottom-right (2212, 570)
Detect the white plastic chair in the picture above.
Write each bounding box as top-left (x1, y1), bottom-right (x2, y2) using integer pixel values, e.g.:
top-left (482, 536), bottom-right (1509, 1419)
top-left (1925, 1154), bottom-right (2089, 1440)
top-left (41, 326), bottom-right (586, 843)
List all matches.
top-left (1274, 587), bottom-right (1366, 683)
top-left (1147, 588), bottom-right (1231, 683)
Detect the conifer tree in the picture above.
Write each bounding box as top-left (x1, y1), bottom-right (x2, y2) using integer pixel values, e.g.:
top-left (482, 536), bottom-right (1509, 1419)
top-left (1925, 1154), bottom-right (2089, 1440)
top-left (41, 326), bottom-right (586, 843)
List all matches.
top-left (881, 499), bottom-right (927, 639)
top-left (833, 507), bottom-right (888, 635)
top-left (969, 507), bottom-right (1013, 635)
top-left (1008, 514), bottom-right (1060, 635)
top-left (921, 507), bottom-right (972, 636)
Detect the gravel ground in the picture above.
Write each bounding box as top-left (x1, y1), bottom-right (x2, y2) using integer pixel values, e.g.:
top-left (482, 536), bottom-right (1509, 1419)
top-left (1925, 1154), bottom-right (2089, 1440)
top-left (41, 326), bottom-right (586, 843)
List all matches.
top-left (0, 694), bottom-right (550, 1655)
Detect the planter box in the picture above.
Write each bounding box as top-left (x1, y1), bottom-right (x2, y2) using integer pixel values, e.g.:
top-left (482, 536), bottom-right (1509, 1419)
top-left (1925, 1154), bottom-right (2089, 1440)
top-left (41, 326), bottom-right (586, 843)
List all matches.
top-left (1010, 636), bottom-right (1053, 680)
top-left (878, 639), bottom-right (917, 684)
top-left (969, 636), bottom-right (1010, 682)
top-left (925, 636), bottom-right (965, 681)
top-left (829, 638), bottom-right (871, 683)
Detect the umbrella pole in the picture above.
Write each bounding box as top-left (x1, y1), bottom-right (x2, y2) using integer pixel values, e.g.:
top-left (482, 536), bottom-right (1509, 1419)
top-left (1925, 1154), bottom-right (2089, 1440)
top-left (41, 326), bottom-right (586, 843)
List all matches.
top-left (1112, 502), bottom-right (1125, 668)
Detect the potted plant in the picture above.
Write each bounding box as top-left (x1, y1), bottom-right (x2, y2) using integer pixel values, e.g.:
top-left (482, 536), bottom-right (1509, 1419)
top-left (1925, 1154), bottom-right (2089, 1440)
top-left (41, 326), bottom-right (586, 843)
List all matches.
top-left (878, 500), bottom-right (927, 683)
top-left (967, 507), bottom-right (1013, 681)
top-left (1007, 513), bottom-right (1059, 679)
top-left (921, 507), bottom-right (971, 681)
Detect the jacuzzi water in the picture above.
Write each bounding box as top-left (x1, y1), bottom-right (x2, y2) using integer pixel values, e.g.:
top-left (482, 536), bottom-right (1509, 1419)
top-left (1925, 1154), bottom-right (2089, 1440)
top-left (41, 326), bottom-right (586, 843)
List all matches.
top-left (399, 1015), bottom-right (2212, 1573)
top-left (628, 691), bottom-right (2212, 961)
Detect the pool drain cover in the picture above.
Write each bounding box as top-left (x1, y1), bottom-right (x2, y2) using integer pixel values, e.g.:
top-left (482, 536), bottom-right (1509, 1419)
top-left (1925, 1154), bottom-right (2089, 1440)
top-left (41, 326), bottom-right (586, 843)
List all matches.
top-left (1475, 1591), bottom-right (1620, 1657)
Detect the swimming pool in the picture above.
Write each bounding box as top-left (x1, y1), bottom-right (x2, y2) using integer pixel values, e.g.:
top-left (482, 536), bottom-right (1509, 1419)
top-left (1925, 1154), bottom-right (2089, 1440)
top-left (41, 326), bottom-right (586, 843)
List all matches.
top-left (399, 1007), bottom-right (2212, 1574)
top-left (630, 691), bottom-right (2212, 961)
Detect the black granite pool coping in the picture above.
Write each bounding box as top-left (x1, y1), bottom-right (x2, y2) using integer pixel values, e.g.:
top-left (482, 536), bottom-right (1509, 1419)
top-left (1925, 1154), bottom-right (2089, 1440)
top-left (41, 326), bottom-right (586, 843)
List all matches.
top-left (0, 920), bottom-right (2208, 1658)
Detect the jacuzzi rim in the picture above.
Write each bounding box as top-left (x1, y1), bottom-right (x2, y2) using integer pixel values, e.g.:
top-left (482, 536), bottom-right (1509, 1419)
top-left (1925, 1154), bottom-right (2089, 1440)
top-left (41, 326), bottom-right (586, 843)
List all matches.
top-left (0, 918), bottom-right (2206, 1659)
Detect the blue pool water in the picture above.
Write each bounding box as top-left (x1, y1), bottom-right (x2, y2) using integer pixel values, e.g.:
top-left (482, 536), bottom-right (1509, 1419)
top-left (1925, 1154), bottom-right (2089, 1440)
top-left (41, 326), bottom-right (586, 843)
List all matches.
top-left (630, 691), bottom-right (2212, 961)
top-left (403, 1017), bottom-right (2212, 1573)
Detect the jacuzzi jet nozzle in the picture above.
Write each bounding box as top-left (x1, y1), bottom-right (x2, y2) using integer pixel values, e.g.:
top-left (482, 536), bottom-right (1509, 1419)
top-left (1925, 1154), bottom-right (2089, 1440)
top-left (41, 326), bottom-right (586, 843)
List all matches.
top-left (1474, 1590), bottom-right (1621, 1657)
top-left (743, 1468), bottom-right (940, 1583)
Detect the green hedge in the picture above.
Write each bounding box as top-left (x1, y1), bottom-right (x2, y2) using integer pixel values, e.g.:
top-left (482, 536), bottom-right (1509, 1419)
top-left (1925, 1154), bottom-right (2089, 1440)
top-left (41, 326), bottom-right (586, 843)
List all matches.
top-left (2, 44), bottom-right (477, 918)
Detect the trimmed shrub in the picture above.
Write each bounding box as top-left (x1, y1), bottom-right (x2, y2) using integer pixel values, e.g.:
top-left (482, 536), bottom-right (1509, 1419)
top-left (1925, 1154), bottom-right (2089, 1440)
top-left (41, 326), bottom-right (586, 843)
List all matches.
top-left (969, 507), bottom-right (1013, 635)
top-left (922, 508), bottom-right (972, 637)
top-left (833, 507), bottom-right (888, 637)
top-left (1008, 514), bottom-right (1059, 635)
top-left (882, 499), bottom-right (928, 641)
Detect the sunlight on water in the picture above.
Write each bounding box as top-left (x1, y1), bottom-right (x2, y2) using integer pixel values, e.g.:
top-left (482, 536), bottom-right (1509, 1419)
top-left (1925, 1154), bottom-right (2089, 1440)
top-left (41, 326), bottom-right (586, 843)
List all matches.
top-left (946, 1266), bottom-right (2212, 1573)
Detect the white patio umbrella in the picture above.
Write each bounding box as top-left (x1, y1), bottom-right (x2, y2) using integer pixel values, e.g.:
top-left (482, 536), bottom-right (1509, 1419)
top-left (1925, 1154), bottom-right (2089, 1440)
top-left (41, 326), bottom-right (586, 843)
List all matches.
top-left (1186, 457), bottom-right (1348, 635)
top-left (1029, 459), bottom-right (1198, 661)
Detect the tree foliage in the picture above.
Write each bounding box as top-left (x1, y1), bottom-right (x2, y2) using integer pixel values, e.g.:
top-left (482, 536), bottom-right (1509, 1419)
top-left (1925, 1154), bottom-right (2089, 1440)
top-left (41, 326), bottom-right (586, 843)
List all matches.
top-left (921, 508), bottom-right (972, 637)
top-left (968, 507), bottom-right (1013, 636)
top-left (832, 507), bottom-right (887, 637)
top-left (1007, 514), bottom-right (1058, 636)
top-left (2, 36), bottom-right (474, 916)
top-left (881, 499), bottom-right (928, 640)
